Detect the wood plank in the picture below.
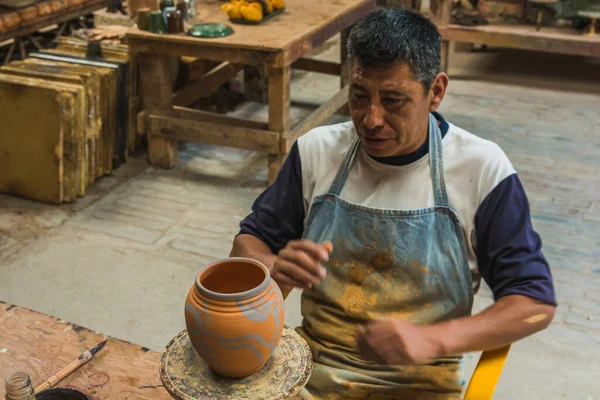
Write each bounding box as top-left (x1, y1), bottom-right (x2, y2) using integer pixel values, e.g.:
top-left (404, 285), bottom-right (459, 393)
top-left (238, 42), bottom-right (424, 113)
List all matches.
top-left (282, 84), bottom-right (349, 151)
top-left (170, 107), bottom-right (269, 131)
top-left (172, 62), bottom-right (243, 107)
top-left (125, 0), bottom-right (377, 67)
top-left (267, 65), bottom-right (291, 184)
top-left (0, 302), bottom-right (171, 399)
top-left (138, 53), bottom-right (178, 167)
top-left (438, 24), bottom-right (600, 57)
top-left (291, 58), bottom-right (341, 75)
top-left (148, 114), bottom-right (281, 154)
top-left (127, 38), bottom-right (279, 66)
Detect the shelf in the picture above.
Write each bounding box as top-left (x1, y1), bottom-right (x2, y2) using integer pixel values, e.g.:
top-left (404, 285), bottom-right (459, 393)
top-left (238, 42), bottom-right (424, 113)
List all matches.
top-left (438, 23), bottom-right (600, 57)
top-left (0, 0), bottom-right (106, 43)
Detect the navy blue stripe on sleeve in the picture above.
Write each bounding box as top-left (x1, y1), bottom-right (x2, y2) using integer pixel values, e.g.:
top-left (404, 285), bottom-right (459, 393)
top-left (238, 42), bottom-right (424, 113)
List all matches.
top-left (475, 174), bottom-right (557, 306)
top-left (238, 141), bottom-right (305, 254)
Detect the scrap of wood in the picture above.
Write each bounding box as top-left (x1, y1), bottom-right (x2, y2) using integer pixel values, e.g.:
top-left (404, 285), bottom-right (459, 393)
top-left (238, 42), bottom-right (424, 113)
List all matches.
top-left (172, 61), bottom-right (243, 107)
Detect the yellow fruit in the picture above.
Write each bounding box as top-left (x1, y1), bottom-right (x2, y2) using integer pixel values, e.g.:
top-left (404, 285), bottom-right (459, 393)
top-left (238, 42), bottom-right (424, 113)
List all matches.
top-left (226, 3), bottom-right (242, 18)
top-left (265, 0), bottom-right (273, 14)
top-left (240, 3), bottom-right (262, 20)
top-left (271, 0), bottom-right (283, 9)
top-left (220, 2), bottom-right (232, 11)
top-left (248, 2), bottom-right (262, 11)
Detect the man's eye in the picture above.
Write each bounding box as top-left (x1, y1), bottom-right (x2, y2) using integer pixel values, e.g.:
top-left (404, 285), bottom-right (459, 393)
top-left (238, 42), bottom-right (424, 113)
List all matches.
top-left (384, 98), bottom-right (401, 104)
top-left (352, 94), bottom-right (368, 101)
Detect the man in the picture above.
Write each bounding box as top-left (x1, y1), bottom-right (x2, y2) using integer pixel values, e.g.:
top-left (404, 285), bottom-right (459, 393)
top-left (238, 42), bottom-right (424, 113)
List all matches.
top-left (230, 8), bottom-right (557, 399)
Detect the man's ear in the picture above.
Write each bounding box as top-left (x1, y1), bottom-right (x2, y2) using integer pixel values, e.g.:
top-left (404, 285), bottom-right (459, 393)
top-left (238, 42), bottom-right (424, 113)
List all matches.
top-left (429, 72), bottom-right (449, 112)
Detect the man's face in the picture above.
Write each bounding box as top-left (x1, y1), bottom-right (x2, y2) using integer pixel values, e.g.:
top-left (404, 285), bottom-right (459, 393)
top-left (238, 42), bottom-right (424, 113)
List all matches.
top-left (349, 61), bottom-right (447, 158)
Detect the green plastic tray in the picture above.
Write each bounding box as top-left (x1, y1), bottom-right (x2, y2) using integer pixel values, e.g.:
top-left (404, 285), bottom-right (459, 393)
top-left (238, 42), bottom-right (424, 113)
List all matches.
top-left (229, 7), bottom-right (285, 25)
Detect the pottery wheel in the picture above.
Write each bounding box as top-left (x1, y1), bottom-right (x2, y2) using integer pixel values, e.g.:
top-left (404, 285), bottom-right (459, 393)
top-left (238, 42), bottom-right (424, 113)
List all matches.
top-left (160, 326), bottom-right (313, 400)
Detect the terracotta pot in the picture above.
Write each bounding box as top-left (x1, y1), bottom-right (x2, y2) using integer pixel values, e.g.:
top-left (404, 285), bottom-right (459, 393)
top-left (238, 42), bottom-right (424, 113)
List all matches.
top-left (184, 257), bottom-right (284, 378)
top-left (1, 13), bottom-right (21, 30)
top-left (66, 0), bottom-right (85, 8)
top-left (37, 2), bottom-right (53, 16)
top-left (51, 0), bottom-right (65, 12)
top-left (0, 17), bottom-right (5, 33)
top-left (18, 6), bottom-right (39, 23)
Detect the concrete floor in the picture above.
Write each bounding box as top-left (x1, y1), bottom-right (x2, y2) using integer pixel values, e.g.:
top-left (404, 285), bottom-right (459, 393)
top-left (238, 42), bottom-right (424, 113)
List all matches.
top-left (1, 38), bottom-right (599, 399)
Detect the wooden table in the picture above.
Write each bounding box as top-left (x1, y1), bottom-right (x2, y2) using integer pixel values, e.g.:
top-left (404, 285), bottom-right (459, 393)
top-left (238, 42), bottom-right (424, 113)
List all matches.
top-left (126, 0), bottom-right (376, 184)
top-left (0, 301), bottom-right (171, 399)
top-left (430, 0), bottom-right (600, 72)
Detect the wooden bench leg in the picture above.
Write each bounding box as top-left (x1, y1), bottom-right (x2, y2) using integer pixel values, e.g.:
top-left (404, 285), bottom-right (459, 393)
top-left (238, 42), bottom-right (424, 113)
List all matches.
top-left (267, 65), bottom-right (291, 185)
top-left (441, 40), bottom-right (450, 73)
top-left (339, 27), bottom-right (351, 116)
top-left (138, 53), bottom-right (178, 168)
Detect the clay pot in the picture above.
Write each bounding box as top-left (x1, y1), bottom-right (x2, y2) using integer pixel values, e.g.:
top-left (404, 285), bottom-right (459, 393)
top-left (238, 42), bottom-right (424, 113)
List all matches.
top-left (37, 2), bottom-right (53, 16)
top-left (50, 0), bottom-right (65, 12)
top-left (1, 13), bottom-right (21, 30)
top-left (66, 0), bottom-right (86, 9)
top-left (18, 6), bottom-right (39, 23)
top-left (184, 257), bottom-right (284, 378)
top-left (0, 17), bottom-right (5, 34)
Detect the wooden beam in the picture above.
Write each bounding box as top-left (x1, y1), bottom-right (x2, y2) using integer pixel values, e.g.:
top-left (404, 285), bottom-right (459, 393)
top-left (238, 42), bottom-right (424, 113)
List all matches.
top-left (148, 114), bottom-right (281, 154)
top-left (128, 38), bottom-right (279, 67)
top-left (171, 106), bottom-right (269, 131)
top-left (283, 85), bottom-right (349, 151)
top-left (291, 58), bottom-right (341, 75)
top-left (438, 24), bottom-right (600, 57)
top-left (172, 61), bottom-right (243, 107)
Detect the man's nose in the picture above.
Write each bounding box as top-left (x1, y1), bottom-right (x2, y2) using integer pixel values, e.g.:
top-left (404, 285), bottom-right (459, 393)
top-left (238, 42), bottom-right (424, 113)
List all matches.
top-left (363, 103), bottom-right (385, 129)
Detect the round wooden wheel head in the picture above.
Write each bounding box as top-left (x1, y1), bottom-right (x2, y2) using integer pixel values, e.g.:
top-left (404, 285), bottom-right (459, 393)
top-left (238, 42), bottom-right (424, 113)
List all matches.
top-left (160, 326), bottom-right (313, 400)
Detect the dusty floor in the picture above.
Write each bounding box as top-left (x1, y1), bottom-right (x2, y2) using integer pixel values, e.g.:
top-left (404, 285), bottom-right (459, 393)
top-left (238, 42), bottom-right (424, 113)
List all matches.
top-left (1, 38), bottom-right (599, 399)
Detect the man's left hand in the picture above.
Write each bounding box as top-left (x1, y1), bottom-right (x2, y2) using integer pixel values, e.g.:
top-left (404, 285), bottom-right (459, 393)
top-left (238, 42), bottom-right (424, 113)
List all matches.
top-left (355, 319), bottom-right (444, 365)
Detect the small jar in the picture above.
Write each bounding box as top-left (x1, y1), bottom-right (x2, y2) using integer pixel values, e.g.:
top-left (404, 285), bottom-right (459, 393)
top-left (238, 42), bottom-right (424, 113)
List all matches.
top-left (167, 10), bottom-right (184, 33)
top-left (5, 372), bottom-right (36, 400)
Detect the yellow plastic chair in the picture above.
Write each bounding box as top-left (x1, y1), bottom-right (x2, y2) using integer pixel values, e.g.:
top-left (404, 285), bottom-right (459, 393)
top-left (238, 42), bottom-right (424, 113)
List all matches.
top-left (463, 345), bottom-right (511, 400)
top-left (283, 290), bottom-right (511, 400)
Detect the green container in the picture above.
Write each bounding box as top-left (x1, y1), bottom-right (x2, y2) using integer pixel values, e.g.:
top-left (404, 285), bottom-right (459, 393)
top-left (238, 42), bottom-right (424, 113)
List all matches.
top-left (149, 10), bottom-right (167, 34)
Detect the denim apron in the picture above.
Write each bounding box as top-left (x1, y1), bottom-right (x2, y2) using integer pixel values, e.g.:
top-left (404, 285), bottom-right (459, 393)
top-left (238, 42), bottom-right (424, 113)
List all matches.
top-left (295, 113), bottom-right (473, 400)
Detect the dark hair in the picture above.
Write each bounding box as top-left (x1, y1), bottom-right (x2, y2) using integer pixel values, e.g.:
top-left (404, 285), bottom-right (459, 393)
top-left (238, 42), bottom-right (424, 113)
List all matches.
top-left (347, 8), bottom-right (442, 90)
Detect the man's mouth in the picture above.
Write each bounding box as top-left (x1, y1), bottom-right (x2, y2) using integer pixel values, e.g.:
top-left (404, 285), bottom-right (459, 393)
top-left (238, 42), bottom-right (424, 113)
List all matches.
top-left (362, 136), bottom-right (394, 149)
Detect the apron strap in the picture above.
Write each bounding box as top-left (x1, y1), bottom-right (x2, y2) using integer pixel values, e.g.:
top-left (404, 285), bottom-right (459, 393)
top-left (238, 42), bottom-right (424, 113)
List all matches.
top-left (327, 135), bottom-right (361, 196)
top-left (327, 114), bottom-right (450, 207)
top-left (428, 112), bottom-right (449, 208)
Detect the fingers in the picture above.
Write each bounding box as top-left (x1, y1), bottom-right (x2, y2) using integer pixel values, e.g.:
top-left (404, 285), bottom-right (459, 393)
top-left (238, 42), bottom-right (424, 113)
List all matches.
top-left (273, 240), bottom-right (333, 290)
top-left (288, 240), bottom-right (330, 263)
top-left (274, 258), bottom-right (321, 288)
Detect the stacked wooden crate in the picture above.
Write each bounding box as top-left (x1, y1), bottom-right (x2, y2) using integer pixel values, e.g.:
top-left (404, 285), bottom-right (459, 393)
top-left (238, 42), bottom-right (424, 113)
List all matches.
top-left (0, 37), bottom-right (135, 204)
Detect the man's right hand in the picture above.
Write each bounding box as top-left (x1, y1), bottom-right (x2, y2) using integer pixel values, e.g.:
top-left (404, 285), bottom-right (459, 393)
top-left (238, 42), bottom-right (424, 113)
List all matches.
top-left (272, 240), bottom-right (333, 290)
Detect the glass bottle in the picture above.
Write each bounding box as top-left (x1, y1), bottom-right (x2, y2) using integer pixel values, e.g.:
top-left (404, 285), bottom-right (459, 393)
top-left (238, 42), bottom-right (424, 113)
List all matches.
top-left (5, 372), bottom-right (36, 400)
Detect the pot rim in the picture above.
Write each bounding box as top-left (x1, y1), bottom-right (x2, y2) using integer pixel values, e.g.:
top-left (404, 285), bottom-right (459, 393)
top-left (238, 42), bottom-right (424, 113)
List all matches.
top-left (195, 257), bottom-right (270, 301)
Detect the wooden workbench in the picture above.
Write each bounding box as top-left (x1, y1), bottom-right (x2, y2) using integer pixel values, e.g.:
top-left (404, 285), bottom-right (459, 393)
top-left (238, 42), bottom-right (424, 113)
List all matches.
top-left (0, 301), bottom-right (171, 399)
top-left (430, 0), bottom-right (600, 72)
top-left (127, 0), bottom-right (376, 184)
